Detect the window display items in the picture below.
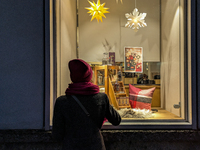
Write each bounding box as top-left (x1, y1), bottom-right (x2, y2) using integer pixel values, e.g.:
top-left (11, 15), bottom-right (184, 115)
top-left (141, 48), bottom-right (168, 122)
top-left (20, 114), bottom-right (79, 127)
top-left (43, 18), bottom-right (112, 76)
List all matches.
top-left (99, 87), bottom-right (105, 93)
top-left (97, 71), bottom-right (104, 85)
top-left (85, 0), bottom-right (110, 23)
top-left (117, 108), bottom-right (153, 118)
top-left (117, 69), bottom-right (122, 81)
top-left (124, 47), bottom-right (143, 73)
top-left (114, 80), bottom-right (120, 93)
top-left (116, 97), bottom-right (129, 106)
top-left (129, 84), bottom-right (155, 110)
top-left (125, 0), bottom-right (147, 32)
top-left (119, 87), bottom-right (125, 93)
top-left (102, 52), bottom-right (110, 65)
top-left (137, 73), bottom-right (149, 84)
top-left (109, 52), bottom-right (115, 65)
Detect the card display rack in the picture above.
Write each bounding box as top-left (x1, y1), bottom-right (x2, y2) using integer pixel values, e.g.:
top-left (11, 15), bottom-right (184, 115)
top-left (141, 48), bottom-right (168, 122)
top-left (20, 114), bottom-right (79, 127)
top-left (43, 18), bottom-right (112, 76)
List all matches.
top-left (94, 65), bottom-right (131, 109)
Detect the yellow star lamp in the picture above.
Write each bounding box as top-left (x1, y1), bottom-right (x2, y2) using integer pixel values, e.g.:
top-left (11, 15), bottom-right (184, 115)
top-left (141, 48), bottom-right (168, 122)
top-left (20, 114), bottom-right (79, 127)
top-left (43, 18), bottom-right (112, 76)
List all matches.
top-left (85, 0), bottom-right (109, 23)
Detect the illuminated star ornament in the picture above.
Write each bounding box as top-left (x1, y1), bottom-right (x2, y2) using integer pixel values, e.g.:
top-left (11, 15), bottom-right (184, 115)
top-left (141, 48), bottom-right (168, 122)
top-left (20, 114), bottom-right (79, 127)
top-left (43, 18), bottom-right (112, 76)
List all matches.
top-left (85, 0), bottom-right (109, 23)
top-left (125, 8), bottom-right (147, 32)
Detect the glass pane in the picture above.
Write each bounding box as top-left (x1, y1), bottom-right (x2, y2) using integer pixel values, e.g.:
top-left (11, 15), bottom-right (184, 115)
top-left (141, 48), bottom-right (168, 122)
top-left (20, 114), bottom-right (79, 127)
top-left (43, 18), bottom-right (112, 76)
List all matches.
top-left (77, 0), bottom-right (186, 120)
top-left (51, 0), bottom-right (190, 125)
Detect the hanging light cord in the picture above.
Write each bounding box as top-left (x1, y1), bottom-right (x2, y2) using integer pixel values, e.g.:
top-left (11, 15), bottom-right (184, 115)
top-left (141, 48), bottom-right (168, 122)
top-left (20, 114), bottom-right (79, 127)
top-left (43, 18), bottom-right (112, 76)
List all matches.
top-left (135, 0), bottom-right (137, 8)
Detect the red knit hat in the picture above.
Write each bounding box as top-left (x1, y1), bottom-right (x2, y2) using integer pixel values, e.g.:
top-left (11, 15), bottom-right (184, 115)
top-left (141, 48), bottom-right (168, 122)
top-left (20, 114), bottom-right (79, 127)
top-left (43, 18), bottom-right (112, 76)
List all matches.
top-left (68, 59), bottom-right (93, 83)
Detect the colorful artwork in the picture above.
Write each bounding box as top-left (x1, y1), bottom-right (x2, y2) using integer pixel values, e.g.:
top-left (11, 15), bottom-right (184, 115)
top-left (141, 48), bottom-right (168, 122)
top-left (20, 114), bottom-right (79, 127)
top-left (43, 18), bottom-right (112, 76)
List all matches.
top-left (109, 52), bottom-right (115, 65)
top-left (124, 47), bottom-right (143, 73)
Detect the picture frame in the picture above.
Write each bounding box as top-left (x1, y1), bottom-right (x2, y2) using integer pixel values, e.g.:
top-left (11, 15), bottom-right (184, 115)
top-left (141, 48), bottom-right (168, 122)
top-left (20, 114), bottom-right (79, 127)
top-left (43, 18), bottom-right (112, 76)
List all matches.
top-left (124, 47), bottom-right (143, 73)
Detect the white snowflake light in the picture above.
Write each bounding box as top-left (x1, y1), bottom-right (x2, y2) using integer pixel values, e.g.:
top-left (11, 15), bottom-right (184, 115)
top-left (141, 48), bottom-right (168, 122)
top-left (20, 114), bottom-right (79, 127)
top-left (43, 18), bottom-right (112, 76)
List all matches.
top-left (125, 8), bottom-right (147, 32)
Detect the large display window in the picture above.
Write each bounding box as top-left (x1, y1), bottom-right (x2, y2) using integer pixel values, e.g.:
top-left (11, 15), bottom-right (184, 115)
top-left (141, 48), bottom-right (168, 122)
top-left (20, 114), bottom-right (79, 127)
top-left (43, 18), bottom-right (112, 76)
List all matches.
top-left (49, 0), bottom-right (193, 129)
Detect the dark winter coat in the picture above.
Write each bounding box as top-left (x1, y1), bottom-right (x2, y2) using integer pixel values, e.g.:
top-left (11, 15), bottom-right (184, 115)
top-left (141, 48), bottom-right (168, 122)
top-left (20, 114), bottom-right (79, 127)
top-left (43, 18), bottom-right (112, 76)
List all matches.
top-left (52, 93), bottom-right (121, 150)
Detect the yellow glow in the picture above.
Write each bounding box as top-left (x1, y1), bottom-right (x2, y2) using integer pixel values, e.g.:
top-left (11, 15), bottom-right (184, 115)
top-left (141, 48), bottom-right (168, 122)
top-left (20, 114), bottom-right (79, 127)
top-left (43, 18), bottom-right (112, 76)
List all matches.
top-left (134, 19), bottom-right (138, 23)
top-left (125, 8), bottom-right (147, 32)
top-left (85, 0), bottom-right (110, 23)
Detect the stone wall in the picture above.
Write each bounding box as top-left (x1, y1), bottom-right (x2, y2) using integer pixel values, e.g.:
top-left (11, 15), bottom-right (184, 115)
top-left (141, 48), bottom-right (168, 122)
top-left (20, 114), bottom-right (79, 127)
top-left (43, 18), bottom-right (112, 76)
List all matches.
top-left (1, 130), bottom-right (200, 150)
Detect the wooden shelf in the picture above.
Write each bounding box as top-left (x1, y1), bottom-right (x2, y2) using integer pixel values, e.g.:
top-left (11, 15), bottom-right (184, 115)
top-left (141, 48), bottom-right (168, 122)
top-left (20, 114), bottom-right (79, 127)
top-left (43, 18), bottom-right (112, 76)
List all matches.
top-left (118, 106), bottom-right (131, 109)
top-left (115, 93), bottom-right (126, 96)
top-left (93, 65), bottom-right (131, 110)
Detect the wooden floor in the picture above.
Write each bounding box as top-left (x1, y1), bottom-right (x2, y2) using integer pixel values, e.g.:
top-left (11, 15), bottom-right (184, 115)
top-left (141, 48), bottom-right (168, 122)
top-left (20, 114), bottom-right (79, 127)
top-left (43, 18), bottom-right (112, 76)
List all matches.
top-left (122, 107), bottom-right (183, 120)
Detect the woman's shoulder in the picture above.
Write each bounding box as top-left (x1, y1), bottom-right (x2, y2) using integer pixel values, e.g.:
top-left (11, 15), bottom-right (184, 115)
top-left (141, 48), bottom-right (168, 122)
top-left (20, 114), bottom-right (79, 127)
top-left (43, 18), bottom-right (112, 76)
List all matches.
top-left (93, 93), bottom-right (109, 103)
top-left (55, 95), bottom-right (68, 103)
top-left (57, 95), bottom-right (67, 99)
top-left (95, 92), bottom-right (108, 98)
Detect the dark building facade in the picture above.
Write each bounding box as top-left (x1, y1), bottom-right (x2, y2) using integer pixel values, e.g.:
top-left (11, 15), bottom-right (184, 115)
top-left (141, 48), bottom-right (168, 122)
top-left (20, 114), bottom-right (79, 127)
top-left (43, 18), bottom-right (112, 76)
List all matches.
top-left (0, 0), bottom-right (200, 149)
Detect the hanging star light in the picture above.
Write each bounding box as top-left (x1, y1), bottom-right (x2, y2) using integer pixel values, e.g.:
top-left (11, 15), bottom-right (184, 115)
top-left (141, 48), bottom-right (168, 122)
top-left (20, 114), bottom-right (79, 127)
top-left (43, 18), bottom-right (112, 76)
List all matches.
top-left (125, 8), bottom-right (147, 32)
top-left (85, 0), bottom-right (109, 23)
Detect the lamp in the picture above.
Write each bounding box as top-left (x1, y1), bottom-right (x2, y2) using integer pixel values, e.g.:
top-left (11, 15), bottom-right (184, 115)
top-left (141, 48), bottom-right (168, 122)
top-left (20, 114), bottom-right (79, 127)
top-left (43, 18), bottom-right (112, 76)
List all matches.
top-left (85, 0), bottom-right (109, 23)
top-left (125, 0), bottom-right (147, 32)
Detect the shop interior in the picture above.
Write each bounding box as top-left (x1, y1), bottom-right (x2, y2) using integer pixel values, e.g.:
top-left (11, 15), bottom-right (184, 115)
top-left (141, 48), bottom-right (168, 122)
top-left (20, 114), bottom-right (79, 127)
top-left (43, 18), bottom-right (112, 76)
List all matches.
top-left (50, 0), bottom-right (190, 123)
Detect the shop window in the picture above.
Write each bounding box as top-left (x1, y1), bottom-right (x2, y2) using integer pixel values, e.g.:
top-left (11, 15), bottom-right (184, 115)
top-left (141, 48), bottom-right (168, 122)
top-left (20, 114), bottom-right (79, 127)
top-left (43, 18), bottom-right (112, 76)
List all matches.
top-left (49, 0), bottom-right (193, 129)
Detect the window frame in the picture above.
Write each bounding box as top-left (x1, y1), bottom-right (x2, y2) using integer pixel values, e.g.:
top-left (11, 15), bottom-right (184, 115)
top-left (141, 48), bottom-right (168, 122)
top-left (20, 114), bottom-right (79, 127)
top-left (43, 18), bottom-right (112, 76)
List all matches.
top-left (45, 0), bottom-right (198, 130)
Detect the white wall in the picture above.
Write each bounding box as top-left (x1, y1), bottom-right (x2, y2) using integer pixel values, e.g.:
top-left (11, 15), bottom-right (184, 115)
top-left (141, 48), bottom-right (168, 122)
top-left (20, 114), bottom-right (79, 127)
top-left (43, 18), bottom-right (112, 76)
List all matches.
top-left (161, 0), bottom-right (185, 116)
top-left (78, 0), bottom-right (160, 62)
top-left (51, 0), bottom-right (77, 125)
top-left (56, 0), bottom-right (77, 97)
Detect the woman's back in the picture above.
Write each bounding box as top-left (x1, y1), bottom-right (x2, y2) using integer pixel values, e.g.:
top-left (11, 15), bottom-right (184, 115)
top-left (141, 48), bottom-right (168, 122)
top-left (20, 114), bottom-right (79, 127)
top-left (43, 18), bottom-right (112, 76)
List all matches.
top-left (52, 93), bottom-right (121, 150)
top-left (52, 59), bottom-right (121, 150)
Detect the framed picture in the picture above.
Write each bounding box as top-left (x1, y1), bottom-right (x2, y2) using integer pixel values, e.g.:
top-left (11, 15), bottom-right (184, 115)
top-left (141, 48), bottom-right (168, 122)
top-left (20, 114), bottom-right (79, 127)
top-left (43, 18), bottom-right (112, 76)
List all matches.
top-left (124, 47), bottom-right (143, 73)
top-left (109, 52), bottom-right (115, 65)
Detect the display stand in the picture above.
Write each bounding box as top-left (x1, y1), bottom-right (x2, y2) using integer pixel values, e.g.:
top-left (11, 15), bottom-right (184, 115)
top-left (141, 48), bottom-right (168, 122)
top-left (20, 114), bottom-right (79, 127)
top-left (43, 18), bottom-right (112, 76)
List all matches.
top-left (94, 65), bottom-right (131, 110)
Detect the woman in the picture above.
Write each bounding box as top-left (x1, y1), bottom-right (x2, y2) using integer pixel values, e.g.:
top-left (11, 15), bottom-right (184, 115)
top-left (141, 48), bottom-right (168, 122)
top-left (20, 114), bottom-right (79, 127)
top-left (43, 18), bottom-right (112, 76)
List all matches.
top-left (52, 59), bottom-right (121, 150)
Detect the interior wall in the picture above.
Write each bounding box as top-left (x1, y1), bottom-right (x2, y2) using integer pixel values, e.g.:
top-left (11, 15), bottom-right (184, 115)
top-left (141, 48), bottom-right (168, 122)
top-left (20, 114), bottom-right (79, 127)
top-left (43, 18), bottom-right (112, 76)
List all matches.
top-left (180, 0), bottom-right (185, 119)
top-left (161, 0), bottom-right (184, 116)
top-left (56, 0), bottom-right (77, 97)
top-left (187, 0), bottom-right (191, 123)
top-left (78, 0), bottom-right (160, 62)
top-left (50, 0), bottom-right (54, 126)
